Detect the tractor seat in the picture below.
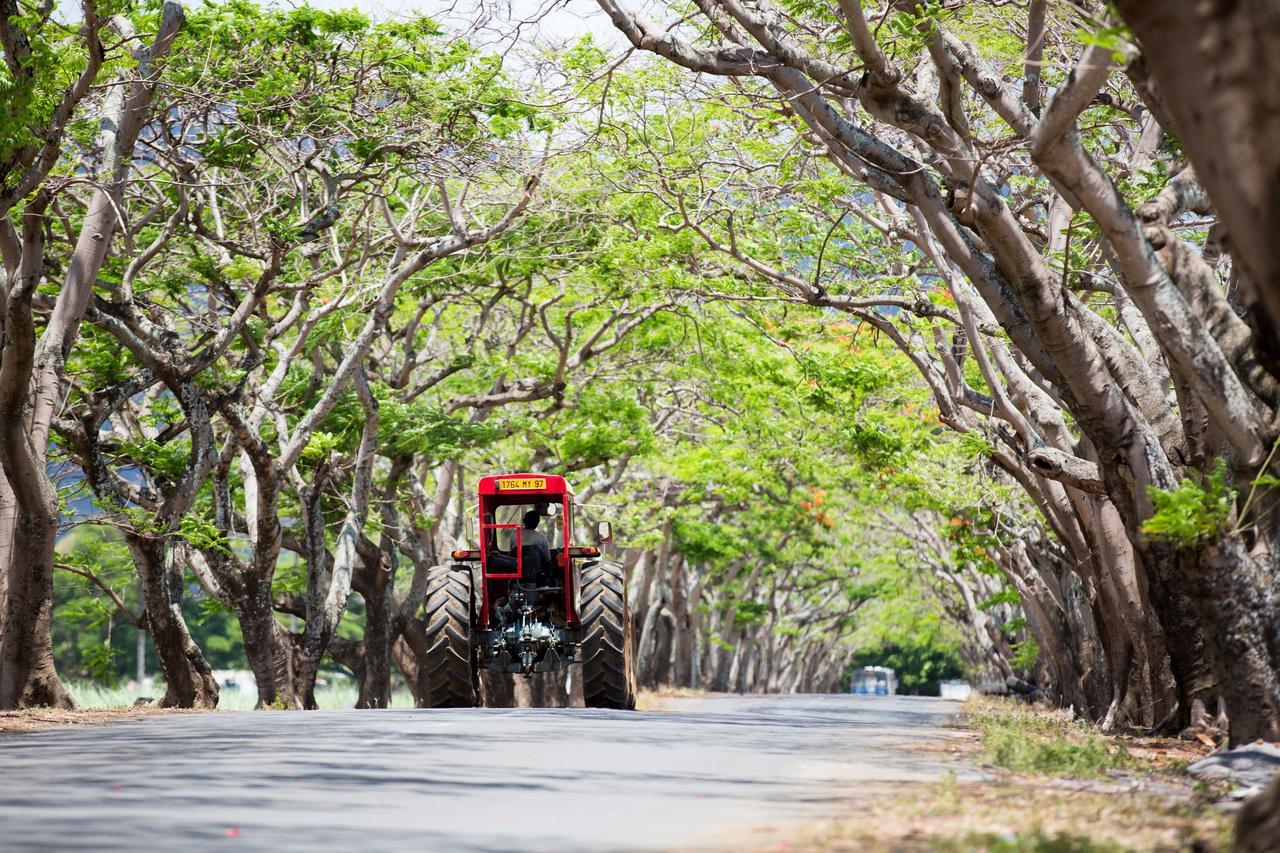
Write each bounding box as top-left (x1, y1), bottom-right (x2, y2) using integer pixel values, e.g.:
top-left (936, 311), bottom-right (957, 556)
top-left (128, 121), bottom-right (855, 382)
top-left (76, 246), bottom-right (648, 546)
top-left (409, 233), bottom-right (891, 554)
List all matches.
top-left (486, 545), bottom-right (553, 585)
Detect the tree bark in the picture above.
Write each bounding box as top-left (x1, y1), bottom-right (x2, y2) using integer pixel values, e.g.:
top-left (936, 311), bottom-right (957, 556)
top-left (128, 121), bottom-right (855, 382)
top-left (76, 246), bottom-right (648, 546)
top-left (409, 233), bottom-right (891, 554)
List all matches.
top-left (1112, 0), bottom-right (1280, 378)
top-left (0, 202), bottom-right (71, 709)
top-left (126, 539), bottom-right (218, 708)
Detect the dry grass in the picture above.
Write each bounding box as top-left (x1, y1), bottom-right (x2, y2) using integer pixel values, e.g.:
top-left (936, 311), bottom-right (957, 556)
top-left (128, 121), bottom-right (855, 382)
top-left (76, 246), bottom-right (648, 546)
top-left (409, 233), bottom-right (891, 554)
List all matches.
top-left (799, 774), bottom-right (1231, 851)
top-left (783, 698), bottom-right (1232, 852)
top-left (635, 686), bottom-right (715, 711)
top-left (0, 707), bottom-right (194, 735)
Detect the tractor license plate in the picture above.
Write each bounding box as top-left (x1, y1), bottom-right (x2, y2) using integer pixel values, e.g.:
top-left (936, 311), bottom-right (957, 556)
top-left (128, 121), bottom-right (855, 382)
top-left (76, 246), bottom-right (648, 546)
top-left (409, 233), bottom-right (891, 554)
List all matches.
top-left (496, 477), bottom-right (546, 491)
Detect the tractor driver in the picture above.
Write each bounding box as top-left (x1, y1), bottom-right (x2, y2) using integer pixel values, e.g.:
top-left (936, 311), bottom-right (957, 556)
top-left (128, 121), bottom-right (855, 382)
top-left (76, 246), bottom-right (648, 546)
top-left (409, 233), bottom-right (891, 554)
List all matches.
top-left (522, 509), bottom-right (554, 570)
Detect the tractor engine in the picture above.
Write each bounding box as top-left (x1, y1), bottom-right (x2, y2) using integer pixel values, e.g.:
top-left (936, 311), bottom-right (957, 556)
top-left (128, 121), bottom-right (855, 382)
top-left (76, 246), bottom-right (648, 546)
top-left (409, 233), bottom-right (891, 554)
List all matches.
top-left (481, 584), bottom-right (578, 675)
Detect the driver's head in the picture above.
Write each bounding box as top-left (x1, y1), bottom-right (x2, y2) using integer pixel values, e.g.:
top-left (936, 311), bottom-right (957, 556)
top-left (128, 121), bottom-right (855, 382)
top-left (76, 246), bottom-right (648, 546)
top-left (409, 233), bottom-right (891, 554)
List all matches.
top-left (523, 509), bottom-right (540, 530)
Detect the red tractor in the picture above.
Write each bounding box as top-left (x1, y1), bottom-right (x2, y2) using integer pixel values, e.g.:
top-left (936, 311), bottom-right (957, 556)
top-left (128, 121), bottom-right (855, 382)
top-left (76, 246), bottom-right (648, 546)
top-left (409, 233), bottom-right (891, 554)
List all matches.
top-left (421, 473), bottom-right (636, 709)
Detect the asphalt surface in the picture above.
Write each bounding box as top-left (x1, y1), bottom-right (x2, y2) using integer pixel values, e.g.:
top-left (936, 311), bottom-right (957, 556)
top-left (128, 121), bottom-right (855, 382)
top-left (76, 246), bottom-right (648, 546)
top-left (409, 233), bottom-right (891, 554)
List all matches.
top-left (0, 693), bottom-right (976, 851)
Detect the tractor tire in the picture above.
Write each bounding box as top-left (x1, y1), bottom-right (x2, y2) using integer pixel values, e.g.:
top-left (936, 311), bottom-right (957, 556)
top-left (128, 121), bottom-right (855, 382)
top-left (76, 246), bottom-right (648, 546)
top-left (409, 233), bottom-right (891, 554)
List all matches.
top-left (422, 565), bottom-right (480, 708)
top-left (579, 559), bottom-right (636, 710)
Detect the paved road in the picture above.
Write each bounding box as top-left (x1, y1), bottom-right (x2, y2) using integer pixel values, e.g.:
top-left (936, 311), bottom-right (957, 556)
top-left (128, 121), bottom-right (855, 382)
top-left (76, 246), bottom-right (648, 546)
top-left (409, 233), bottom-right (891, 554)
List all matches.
top-left (0, 694), bottom-right (976, 851)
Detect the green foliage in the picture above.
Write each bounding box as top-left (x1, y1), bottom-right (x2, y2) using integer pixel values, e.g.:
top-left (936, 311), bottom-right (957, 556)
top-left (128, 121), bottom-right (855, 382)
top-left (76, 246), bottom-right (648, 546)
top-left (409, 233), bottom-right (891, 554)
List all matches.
top-left (179, 511), bottom-right (232, 556)
top-left (80, 641), bottom-right (121, 686)
top-left (377, 398), bottom-right (498, 461)
top-left (1073, 18), bottom-right (1134, 63)
top-left (53, 526), bottom-right (247, 682)
top-left (934, 830), bottom-right (1126, 852)
top-left (300, 431), bottom-right (343, 466)
top-left (52, 527), bottom-right (140, 685)
top-left (979, 589), bottom-right (1021, 611)
top-left (117, 437), bottom-right (191, 482)
top-left (555, 387), bottom-right (655, 469)
top-left (849, 641), bottom-right (964, 696)
top-left (885, 0), bottom-right (954, 55)
top-left (35, 0), bottom-right (1053, 704)
top-left (1011, 635), bottom-right (1041, 673)
top-left (673, 518), bottom-right (742, 565)
top-left (1142, 460), bottom-right (1235, 546)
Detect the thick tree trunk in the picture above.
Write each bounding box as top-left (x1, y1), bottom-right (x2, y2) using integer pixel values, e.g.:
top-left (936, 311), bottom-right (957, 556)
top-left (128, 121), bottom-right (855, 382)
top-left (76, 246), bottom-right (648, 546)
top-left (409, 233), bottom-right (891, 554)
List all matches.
top-left (395, 619), bottom-right (432, 707)
top-left (0, 506), bottom-right (69, 708)
top-left (0, 4), bottom-right (184, 711)
top-left (1112, 1), bottom-right (1280, 378)
top-left (1185, 538), bottom-right (1280, 744)
top-left (328, 636), bottom-right (366, 699)
top-left (1137, 543), bottom-right (1221, 729)
top-left (356, 573), bottom-right (393, 709)
top-left (127, 538), bottom-right (218, 708)
top-left (481, 671), bottom-right (515, 707)
top-left (651, 610), bottom-right (675, 687)
top-left (237, 579), bottom-right (300, 709)
top-left (0, 473), bottom-right (14, 657)
top-left (0, 250), bottom-right (71, 709)
top-left (667, 556), bottom-right (693, 685)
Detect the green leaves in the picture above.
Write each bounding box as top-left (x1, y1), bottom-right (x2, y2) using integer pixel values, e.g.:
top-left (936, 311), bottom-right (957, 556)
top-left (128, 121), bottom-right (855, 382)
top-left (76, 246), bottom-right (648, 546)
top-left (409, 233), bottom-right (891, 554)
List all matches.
top-left (376, 398), bottom-right (498, 461)
top-left (555, 387), bottom-right (655, 470)
top-left (1142, 460), bottom-right (1235, 546)
top-left (1073, 17), bottom-right (1134, 63)
top-left (885, 0), bottom-right (953, 55)
top-left (179, 511), bottom-right (232, 556)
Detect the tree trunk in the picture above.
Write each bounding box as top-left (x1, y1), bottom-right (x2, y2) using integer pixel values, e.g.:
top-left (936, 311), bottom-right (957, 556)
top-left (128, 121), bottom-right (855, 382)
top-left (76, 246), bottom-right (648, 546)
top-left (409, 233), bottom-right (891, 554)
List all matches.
top-left (237, 579), bottom-right (300, 709)
top-left (1185, 538), bottom-right (1280, 744)
top-left (481, 671), bottom-right (516, 707)
top-left (0, 206), bottom-right (71, 710)
top-left (127, 538), bottom-right (218, 708)
top-left (1112, 1), bottom-right (1280, 378)
top-left (0, 473), bottom-right (14, 658)
top-left (0, 504), bottom-right (69, 708)
top-left (652, 611), bottom-right (675, 687)
top-left (356, 571), bottom-right (393, 709)
top-left (1136, 542), bottom-right (1220, 729)
top-left (667, 556), bottom-right (693, 686)
top-left (395, 619), bottom-right (432, 707)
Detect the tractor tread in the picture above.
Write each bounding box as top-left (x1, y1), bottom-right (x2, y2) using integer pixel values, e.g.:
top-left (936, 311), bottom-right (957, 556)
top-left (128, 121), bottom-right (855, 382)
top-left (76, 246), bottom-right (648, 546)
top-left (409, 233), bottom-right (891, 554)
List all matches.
top-left (421, 565), bottom-right (480, 708)
top-left (579, 560), bottom-right (636, 710)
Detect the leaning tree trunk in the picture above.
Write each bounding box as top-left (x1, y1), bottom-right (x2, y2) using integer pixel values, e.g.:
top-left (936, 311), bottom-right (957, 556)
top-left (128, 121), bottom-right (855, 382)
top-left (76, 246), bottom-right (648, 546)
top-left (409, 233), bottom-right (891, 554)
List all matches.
top-left (355, 568), bottom-right (394, 709)
top-left (0, 4), bottom-right (184, 710)
top-left (126, 538), bottom-right (218, 708)
top-left (1112, 0), bottom-right (1280, 379)
top-left (1185, 537), bottom-right (1280, 743)
top-left (235, 576), bottom-right (301, 709)
top-left (0, 246), bottom-right (71, 709)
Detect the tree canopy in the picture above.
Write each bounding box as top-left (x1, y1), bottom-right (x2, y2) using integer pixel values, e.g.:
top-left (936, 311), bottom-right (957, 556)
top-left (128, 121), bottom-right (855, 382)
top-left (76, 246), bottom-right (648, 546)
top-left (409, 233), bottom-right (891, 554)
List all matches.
top-left (2, 0), bottom-right (1278, 745)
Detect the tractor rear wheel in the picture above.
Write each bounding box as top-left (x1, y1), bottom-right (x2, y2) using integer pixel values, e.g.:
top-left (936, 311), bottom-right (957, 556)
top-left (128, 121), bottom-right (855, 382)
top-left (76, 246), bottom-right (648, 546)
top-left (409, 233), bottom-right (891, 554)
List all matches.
top-left (579, 560), bottom-right (636, 710)
top-left (422, 565), bottom-right (480, 708)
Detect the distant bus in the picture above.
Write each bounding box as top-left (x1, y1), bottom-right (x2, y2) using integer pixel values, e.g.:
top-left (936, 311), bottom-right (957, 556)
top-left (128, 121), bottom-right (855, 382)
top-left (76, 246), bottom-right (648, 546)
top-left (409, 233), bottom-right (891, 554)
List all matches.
top-left (850, 666), bottom-right (896, 695)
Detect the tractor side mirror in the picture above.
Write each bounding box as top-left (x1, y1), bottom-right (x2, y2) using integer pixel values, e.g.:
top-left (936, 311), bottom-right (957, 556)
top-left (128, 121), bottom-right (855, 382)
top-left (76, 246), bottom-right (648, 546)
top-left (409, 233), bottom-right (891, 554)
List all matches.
top-left (545, 504), bottom-right (558, 518)
top-left (596, 520), bottom-right (613, 544)
top-left (464, 515), bottom-right (476, 546)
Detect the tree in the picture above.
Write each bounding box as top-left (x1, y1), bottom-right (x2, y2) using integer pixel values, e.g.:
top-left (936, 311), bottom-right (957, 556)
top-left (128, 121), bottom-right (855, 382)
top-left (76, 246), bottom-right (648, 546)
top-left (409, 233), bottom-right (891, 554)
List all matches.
top-left (1, 0), bottom-right (185, 710)
top-left (593, 0), bottom-right (1280, 740)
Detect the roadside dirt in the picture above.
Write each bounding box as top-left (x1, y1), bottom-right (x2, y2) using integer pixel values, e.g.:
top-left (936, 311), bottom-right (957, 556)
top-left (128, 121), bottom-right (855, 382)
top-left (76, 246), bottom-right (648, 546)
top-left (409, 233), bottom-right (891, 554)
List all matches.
top-left (791, 774), bottom-right (1231, 851)
top-left (775, 705), bottom-right (1234, 852)
top-left (0, 707), bottom-right (191, 736)
top-left (634, 686), bottom-right (718, 711)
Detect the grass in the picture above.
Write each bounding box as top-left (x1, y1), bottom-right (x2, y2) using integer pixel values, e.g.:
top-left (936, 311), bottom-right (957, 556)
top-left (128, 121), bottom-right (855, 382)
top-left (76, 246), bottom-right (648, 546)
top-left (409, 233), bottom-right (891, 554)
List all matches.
top-left (68, 681), bottom-right (417, 710)
top-left (795, 698), bottom-right (1233, 851)
top-left (932, 829), bottom-right (1128, 852)
top-left (634, 686), bottom-right (710, 711)
top-left (966, 698), bottom-right (1137, 777)
top-left (804, 774), bottom-right (1232, 851)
